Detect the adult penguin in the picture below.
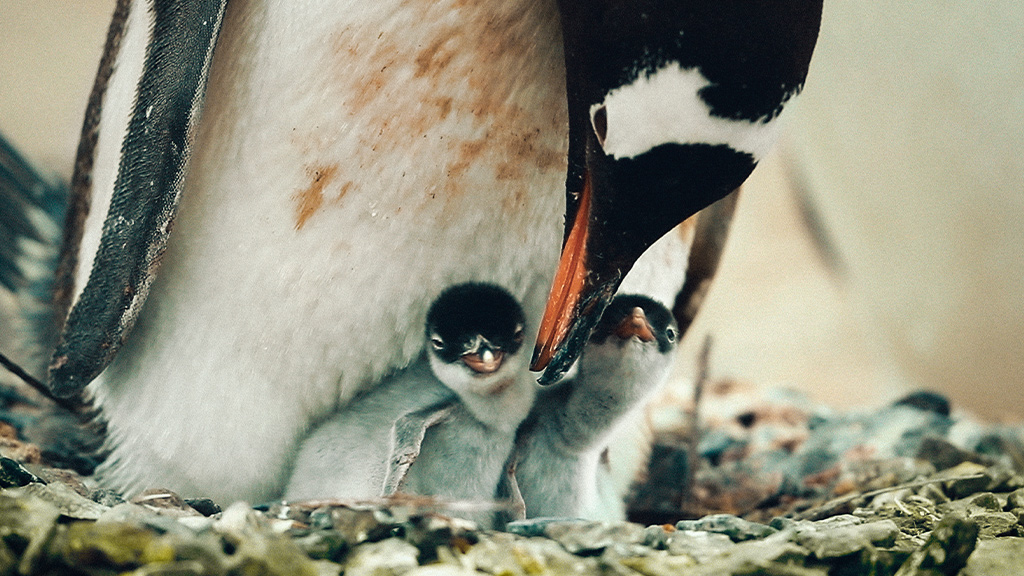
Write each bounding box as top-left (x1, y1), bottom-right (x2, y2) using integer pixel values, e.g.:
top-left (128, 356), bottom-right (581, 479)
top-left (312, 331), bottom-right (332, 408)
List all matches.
top-left (45, 0), bottom-right (822, 503)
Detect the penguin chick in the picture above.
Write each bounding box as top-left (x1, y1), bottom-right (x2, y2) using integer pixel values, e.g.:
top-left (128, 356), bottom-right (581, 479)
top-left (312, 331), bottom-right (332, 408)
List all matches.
top-left (507, 295), bottom-right (678, 521)
top-left (396, 283), bottom-right (536, 526)
top-left (285, 283), bottom-right (535, 524)
top-left (283, 357), bottom-right (455, 501)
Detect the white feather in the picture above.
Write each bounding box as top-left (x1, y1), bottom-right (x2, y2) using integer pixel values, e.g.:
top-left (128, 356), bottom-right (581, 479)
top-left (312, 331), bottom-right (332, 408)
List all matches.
top-left (592, 62), bottom-right (783, 161)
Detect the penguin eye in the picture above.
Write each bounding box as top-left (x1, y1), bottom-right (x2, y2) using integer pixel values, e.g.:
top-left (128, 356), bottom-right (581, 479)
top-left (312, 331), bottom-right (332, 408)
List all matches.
top-left (513, 325), bottom-right (525, 344)
top-left (430, 336), bottom-right (445, 350)
top-left (665, 327), bottom-right (677, 343)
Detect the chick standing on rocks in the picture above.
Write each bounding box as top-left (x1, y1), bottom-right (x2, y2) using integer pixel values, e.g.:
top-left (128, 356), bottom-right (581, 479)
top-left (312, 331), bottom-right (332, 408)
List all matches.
top-left (504, 295), bottom-right (678, 521)
top-left (286, 283), bottom-right (535, 523)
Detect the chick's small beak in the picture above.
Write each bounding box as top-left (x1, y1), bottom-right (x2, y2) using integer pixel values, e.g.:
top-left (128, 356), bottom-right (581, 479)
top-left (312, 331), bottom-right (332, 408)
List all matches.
top-left (614, 307), bottom-right (656, 342)
top-left (462, 348), bottom-right (505, 374)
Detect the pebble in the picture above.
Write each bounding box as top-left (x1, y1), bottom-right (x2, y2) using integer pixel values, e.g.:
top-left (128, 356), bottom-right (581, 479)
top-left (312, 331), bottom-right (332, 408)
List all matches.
top-left (960, 537), bottom-right (1024, 575)
top-left (0, 386), bottom-right (1020, 574)
top-left (343, 538), bottom-right (420, 576)
top-left (675, 513), bottom-right (777, 541)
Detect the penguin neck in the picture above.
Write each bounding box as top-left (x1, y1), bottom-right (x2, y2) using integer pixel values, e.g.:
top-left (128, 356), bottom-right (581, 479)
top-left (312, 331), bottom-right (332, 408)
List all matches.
top-left (578, 339), bottom-right (673, 405)
top-left (429, 353), bottom-right (536, 432)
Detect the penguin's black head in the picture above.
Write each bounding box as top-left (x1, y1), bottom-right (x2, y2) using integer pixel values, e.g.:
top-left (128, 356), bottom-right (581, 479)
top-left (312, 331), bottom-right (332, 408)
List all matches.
top-left (590, 294), bottom-right (678, 355)
top-left (425, 283), bottom-right (526, 375)
top-left (532, 0), bottom-right (823, 383)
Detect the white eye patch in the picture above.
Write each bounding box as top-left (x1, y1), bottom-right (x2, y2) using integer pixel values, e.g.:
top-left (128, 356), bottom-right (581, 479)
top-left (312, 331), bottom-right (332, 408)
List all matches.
top-left (590, 62), bottom-right (786, 161)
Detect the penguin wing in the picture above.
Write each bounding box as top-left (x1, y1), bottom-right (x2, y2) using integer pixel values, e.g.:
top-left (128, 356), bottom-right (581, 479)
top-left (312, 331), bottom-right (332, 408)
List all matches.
top-left (382, 401), bottom-right (457, 495)
top-left (0, 134), bottom-right (65, 294)
top-left (0, 133), bottom-right (67, 375)
top-left (48, 0), bottom-right (228, 398)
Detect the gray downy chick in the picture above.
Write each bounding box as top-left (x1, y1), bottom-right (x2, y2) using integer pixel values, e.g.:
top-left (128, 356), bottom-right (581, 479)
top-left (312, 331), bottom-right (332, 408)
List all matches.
top-left (506, 294), bottom-right (678, 521)
top-left (286, 283), bottom-right (535, 525)
top-left (395, 283), bottom-right (535, 525)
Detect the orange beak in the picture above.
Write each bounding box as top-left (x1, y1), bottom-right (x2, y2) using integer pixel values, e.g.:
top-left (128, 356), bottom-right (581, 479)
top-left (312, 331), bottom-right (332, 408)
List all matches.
top-left (530, 174), bottom-right (592, 374)
top-left (614, 307), bottom-right (656, 342)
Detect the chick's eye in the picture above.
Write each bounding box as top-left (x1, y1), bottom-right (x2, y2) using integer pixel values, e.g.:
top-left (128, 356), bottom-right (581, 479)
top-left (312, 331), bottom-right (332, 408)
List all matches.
top-left (430, 336), bottom-right (444, 350)
top-left (665, 328), bottom-right (677, 342)
top-left (513, 325), bottom-right (525, 343)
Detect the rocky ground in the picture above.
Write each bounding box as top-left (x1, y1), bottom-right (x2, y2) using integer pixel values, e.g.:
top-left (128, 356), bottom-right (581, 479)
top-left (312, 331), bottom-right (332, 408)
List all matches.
top-left (0, 378), bottom-right (1021, 575)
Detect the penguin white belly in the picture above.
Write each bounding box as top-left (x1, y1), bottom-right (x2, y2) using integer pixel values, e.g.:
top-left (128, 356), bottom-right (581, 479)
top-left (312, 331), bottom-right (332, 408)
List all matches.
top-left (88, 0), bottom-right (567, 503)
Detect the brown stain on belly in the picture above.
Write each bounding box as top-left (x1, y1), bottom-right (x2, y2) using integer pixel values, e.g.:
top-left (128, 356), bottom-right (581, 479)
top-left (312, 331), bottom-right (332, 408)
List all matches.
top-left (294, 164), bottom-right (340, 230)
top-left (320, 0), bottom-right (567, 210)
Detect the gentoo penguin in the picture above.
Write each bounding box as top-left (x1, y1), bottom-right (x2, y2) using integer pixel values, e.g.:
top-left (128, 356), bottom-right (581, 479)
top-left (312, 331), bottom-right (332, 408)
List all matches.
top-left (286, 283), bottom-right (533, 527)
top-left (43, 0), bottom-right (822, 502)
top-left (504, 295), bottom-right (677, 521)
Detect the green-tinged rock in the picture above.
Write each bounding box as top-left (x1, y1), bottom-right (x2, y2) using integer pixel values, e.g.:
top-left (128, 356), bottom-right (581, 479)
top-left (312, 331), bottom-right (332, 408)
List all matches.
top-left (940, 463), bottom-right (992, 499)
top-left (938, 494), bottom-right (1019, 538)
top-left (52, 521), bottom-right (177, 569)
top-left (959, 537), bottom-right (1024, 576)
top-left (967, 511), bottom-right (1018, 539)
top-left (686, 533), bottom-right (813, 576)
top-left (666, 530), bottom-right (735, 563)
top-left (967, 492), bottom-right (1001, 511)
top-left (12, 481), bottom-right (108, 520)
top-left (0, 489), bottom-right (60, 574)
top-left (893, 515), bottom-right (978, 576)
top-left (1007, 488), bottom-right (1024, 510)
top-left (542, 520), bottom-right (648, 555)
top-left (343, 538), bottom-right (420, 576)
top-left (463, 532), bottom-right (601, 576)
top-left (676, 514), bottom-right (778, 542)
top-left (619, 550), bottom-right (699, 576)
top-left (0, 540), bottom-right (16, 575)
top-left (227, 534), bottom-right (322, 576)
top-left (292, 530), bottom-right (349, 562)
top-left (404, 565), bottom-right (479, 576)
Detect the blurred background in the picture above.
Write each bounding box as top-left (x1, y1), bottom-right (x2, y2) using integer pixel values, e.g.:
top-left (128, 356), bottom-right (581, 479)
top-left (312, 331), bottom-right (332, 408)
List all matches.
top-left (2, 1), bottom-right (1022, 421)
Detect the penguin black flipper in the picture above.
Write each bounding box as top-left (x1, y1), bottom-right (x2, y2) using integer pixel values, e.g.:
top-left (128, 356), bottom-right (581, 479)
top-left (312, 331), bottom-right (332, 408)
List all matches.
top-left (48, 0), bottom-right (228, 398)
top-left (0, 132), bottom-right (67, 376)
top-left (0, 134), bottom-right (66, 295)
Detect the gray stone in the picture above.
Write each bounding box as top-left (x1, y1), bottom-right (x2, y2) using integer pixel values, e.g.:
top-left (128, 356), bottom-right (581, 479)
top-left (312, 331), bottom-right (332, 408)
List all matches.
top-left (618, 551), bottom-right (700, 576)
top-left (969, 511), bottom-right (1018, 538)
top-left (642, 524), bottom-right (671, 549)
top-left (938, 494), bottom-right (1020, 538)
top-left (676, 513), bottom-right (778, 542)
top-left (666, 530), bottom-right (736, 562)
top-left (794, 519), bottom-right (899, 559)
top-left (1007, 487), bottom-right (1024, 510)
top-left (542, 520), bottom-right (647, 555)
top-left (968, 492), bottom-right (1002, 511)
top-left (11, 481), bottom-right (107, 520)
top-left (90, 488), bottom-right (127, 507)
top-left (0, 490), bottom-right (60, 575)
top-left (464, 532), bottom-right (601, 576)
top-left (941, 463), bottom-right (994, 499)
top-left (292, 530), bottom-right (349, 562)
top-left (893, 515), bottom-right (978, 576)
top-left (690, 532), bottom-right (813, 576)
top-left (344, 538), bottom-right (420, 576)
top-left (960, 537), bottom-right (1024, 576)
top-left (504, 517), bottom-right (581, 538)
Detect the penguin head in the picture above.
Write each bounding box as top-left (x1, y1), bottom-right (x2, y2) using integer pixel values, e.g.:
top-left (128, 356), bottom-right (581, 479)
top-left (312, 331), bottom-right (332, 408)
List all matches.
top-left (579, 294), bottom-right (679, 393)
top-left (532, 0), bottom-right (823, 383)
top-left (425, 283), bottom-right (527, 397)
